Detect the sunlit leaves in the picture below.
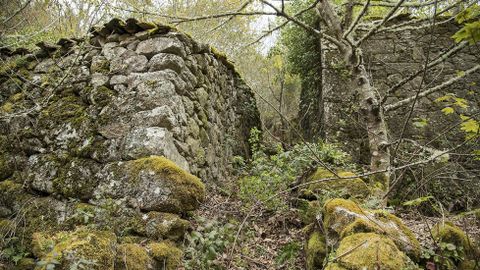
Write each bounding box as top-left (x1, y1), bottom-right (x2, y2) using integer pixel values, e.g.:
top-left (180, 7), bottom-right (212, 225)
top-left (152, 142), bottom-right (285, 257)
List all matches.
top-left (413, 117), bottom-right (428, 128)
top-left (460, 115), bottom-right (479, 139)
top-left (441, 107), bottom-right (454, 115)
top-left (452, 20), bottom-right (480, 45)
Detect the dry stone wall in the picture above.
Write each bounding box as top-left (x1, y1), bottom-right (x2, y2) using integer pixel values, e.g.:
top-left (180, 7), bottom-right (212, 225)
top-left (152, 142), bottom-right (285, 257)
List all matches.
top-left (0, 18), bottom-right (259, 269)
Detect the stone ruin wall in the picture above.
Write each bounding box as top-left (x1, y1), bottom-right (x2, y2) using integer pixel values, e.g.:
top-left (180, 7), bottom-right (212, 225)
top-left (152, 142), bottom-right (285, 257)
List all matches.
top-left (322, 17), bottom-right (480, 165)
top-left (0, 18), bottom-right (259, 269)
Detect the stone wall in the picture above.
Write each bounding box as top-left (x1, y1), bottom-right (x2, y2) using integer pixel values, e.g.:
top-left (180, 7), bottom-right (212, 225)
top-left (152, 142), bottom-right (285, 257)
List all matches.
top-left (322, 16), bottom-right (479, 161)
top-left (0, 18), bottom-right (259, 269)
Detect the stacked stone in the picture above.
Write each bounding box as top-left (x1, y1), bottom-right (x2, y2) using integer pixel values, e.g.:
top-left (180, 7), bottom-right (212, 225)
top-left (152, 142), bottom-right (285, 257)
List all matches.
top-left (0, 18), bottom-right (259, 269)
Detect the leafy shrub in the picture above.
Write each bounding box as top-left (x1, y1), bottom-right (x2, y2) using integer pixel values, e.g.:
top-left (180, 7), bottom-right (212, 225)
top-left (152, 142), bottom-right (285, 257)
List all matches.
top-left (183, 217), bottom-right (235, 270)
top-left (239, 128), bottom-right (352, 210)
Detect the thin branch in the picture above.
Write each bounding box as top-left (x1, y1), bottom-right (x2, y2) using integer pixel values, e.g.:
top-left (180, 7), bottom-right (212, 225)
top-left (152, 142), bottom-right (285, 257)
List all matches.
top-left (351, 0), bottom-right (437, 7)
top-left (385, 64), bottom-right (480, 112)
top-left (209, 0), bottom-right (254, 32)
top-left (344, 0), bottom-right (371, 38)
top-left (355, 0), bottom-right (406, 46)
top-left (2, 0), bottom-right (32, 25)
top-left (382, 41), bottom-right (468, 104)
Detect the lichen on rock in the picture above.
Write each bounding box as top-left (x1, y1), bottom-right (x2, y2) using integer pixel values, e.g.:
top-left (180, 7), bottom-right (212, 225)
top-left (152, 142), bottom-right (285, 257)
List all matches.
top-left (95, 156), bottom-right (205, 213)
top-left (31, 227), bottom-right (117, 270)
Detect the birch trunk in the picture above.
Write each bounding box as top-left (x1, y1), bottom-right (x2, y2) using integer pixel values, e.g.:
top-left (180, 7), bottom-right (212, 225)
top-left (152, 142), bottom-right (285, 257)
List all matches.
top-left (351, 62), bottom-right (391, 194)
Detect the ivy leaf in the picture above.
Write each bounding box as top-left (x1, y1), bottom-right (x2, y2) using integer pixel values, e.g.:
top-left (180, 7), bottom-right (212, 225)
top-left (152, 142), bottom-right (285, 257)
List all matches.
top-left (441, 107), bottom-right (455, 115)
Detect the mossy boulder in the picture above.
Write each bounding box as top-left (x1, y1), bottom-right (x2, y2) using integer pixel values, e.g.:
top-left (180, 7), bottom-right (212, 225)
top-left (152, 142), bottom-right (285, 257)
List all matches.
top-left (95, 156), bottom-right (205, 213)
top-left (432, 222), bottom-right (479, 269)
top-left (115, 243), bottom-right (152, 270)
top-left (143, 212), bottom-right (190, 241)
top-left (306, 169), bottom-right (370, 200)
top-left (31, 227), bottom-right (117, 270)
top-left (328, 233), bottom-right (413, 270)
top-left (306, 231), bottom-right (327, 270)
top-left (148, 241), bottom-right (183, 270)
top-left (323, 199), bottom-right (420, 259)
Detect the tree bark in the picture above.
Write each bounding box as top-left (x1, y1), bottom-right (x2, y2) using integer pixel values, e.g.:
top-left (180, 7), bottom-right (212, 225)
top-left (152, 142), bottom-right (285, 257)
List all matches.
top-left (351, 62), bottom-right (391, 194)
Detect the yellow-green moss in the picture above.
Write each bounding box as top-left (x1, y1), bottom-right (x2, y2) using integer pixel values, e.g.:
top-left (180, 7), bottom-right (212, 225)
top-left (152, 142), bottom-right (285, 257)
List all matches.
top-left (148, 241), bottom-right (183, 270)
top-left (340, 218), bottom-right (382, 238)
top-left (299, 200), bottom-right (321, 225)
top-left (323, 198), bottom-right (364, 231)
top-left (306, 231), bottom-right (327, 270)
top-left (14, 257), bottom-right (36, 270)
top-left (1, 102), bottom-right (14, 113)
top-left (115, 243), bottom-right (152, 270)
top-left (333, 233), bottom-right (409, 270)
top-left (91, 86), bottom-right (114, 107)
top-left (38, 95), bottom-right (89, 133)
top-left (372, 210), bottom-right (421, 259)
top-left (309, 169), bottom-right (370, 200)
top-left (324, 263), bottom-right (348, 270)
top-left (143, 212), bottom-right (190, 241)
top-left (128, 156), bottom-right (205, 212)
top-left (432, 221), bottom-right (478, 259)
top-left (210, 46), bottom-right (236, 71)
top-left (0, 218), bottom-right (14, 236)
top-left (0, 56), bottom-right (29, 77)
top-left (32, 227), bottom-right (117, 270)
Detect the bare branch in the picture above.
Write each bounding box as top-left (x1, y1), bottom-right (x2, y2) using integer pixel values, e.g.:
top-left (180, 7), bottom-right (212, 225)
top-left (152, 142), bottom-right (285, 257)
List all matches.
top-left (355, 0), bottom-right (406, 46)
top-left (385, 64), bottom-right (480, 112)
top-left (382, 41), bottom-right (468, 103)
top-left (344, 0), bottom-right (370, 38)
top-left (209, 0), bottom-right (254, 32)
top-left (2, 0), bottom-right (32, 25)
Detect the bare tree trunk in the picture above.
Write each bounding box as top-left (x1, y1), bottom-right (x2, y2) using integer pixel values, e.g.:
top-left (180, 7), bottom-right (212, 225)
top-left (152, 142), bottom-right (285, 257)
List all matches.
top-left (352, 62), bottom-right (390, 194)
top-left (316, 0), bottom-right (391, 196)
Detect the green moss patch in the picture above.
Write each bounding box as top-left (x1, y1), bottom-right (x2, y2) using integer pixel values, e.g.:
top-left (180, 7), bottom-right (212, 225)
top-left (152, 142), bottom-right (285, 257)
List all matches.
top-left (148, 241), bottom-right (183, 270)
top-left (332, 233), bottom-right (410, 270)
top-left (306, 231), bottom-right (327, 270)
top-left (115, 243), bottom-right (152, 270)
top-left (308, 169), bottom-right (370, 200)
top-left (31, 227), bottom-right (117, 270)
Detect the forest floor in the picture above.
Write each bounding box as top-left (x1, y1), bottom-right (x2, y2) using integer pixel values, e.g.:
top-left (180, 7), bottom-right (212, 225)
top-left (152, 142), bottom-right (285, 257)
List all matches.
top-left (183, 185), bottom-right (480, 270)
top-left (183, 186), bottom-right (305, 270)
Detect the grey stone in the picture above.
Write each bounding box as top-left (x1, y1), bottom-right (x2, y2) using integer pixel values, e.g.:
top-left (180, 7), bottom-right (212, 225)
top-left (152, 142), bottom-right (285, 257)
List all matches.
top-left (123, 127), bottom-right (189, 171)
top-left (148, 53), bottom-right (185, 73)
top-left (136, 37), bottom-right (186, 58)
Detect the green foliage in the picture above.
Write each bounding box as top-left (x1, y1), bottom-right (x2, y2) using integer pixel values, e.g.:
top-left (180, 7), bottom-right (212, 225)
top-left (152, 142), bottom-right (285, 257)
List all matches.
top-left (275, 241), bottom-right (301, 269)
top-left (183, 218), bottom-right (235, 270)
top-left (1, 238), bottom-right (30, 265)
top-left (239, 128), bottom-right (352, 210)
top-left (421, 242), bottom-right (465, 270)
top-left (452, 4), bottom-right (480, 45)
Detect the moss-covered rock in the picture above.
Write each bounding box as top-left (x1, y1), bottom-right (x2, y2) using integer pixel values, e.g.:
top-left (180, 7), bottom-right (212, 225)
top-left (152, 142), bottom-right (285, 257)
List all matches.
top-left (306, 231), bottom-right (327, 270)
top-left (31, 227), bottom-right (117, 270)
top-left (96, 156), bottom-right (205, 213)
top-left (148, 241), bottom-right (183, 270)
top-left (307, 169), bottom-right (370, 200)
top-left (432, 221), bottom-right (479, 269)
top-left (143, 212), bottom-right (190, 241)
top-left (331, 233), bottom-right (412, 270)
top-left (323, 199), bottom-right (420, 259)
top-left (115, 243), bottom-right (152, 270)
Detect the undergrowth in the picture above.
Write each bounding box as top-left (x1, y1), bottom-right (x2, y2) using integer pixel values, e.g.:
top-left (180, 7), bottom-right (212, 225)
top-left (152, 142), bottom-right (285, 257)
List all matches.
top-left (237, 127), bottom-right (352, 211)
